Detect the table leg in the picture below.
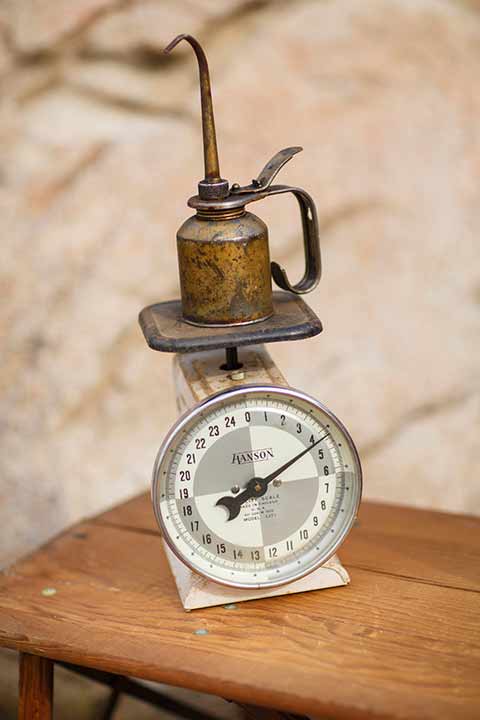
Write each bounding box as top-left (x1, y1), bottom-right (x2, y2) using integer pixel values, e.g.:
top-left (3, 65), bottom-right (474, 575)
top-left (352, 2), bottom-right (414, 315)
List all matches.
top-left (18, 653), bottom-right (53, 720)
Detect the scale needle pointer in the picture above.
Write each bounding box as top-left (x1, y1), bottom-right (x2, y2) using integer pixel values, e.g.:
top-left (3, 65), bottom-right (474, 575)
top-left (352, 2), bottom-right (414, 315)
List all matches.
top-left (216, 432), bottom-right (330, 521)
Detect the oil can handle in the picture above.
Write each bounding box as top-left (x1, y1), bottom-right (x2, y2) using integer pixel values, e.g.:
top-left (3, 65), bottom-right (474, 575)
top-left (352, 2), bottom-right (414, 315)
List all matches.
top-left (231, 148), bottom-right (322, 294)
top-left (259, 184), bottom-right (322, 294)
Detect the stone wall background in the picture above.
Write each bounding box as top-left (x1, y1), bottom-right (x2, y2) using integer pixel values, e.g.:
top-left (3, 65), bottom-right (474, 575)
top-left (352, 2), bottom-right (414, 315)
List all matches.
top-left (1, 0), bottom-right (479, 568)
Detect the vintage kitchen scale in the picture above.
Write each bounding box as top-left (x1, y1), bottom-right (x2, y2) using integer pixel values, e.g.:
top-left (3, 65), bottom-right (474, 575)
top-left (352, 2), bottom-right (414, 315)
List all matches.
top-left (139, 34), bottom-right (362, 610)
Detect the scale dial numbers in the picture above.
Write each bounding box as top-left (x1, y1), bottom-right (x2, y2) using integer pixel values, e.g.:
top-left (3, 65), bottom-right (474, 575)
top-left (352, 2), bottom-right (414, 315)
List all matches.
top-left (152, 385), bottom-right (362, 589)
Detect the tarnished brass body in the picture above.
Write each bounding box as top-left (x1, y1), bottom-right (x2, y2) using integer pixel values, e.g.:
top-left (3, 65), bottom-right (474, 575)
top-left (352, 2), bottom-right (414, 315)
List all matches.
top-left (177, 210), bottom-right (272, 326)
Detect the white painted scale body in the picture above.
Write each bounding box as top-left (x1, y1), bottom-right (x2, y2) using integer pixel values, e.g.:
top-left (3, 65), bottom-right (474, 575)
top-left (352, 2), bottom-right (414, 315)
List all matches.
top-left (152, 385), bottom-right (362, 589)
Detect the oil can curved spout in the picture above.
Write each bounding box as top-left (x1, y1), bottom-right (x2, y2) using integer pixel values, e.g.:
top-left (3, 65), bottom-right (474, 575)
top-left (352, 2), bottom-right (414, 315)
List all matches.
top-left (164, 34), bottom-right (226, 196)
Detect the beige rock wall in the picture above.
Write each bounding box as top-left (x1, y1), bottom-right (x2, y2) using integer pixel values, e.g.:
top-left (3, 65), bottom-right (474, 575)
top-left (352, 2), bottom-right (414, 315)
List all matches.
top-left (1, 0), bottom-right (479, 567)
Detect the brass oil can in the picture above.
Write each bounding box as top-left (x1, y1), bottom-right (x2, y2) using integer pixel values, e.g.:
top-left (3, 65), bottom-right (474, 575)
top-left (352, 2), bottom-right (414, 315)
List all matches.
top-left (165, 34), bottom-right (321, 327)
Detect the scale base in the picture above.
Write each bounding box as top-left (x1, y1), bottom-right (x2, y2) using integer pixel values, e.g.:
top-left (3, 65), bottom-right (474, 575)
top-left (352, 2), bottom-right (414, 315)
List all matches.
top-left (164, 542), bottom-right (349, 611)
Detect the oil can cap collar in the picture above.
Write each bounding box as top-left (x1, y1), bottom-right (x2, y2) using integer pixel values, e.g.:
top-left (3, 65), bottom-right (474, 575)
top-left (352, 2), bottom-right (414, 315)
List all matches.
top-left (198, 178), bottom-right (229, 201)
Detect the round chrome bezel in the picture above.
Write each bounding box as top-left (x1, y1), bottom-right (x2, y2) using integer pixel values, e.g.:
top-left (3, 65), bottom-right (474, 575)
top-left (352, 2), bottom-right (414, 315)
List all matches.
top-left (152, 384), bottom-right (362, 589)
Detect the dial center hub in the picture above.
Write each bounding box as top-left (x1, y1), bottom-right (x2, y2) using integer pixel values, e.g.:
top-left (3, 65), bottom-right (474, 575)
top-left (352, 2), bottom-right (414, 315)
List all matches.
top-left (251, 478), bottom-right (267, 497)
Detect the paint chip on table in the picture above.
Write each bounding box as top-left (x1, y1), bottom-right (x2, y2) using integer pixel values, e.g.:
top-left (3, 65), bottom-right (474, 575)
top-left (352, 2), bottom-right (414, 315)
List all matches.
top-left (41, 587), bottom-right (57, 597)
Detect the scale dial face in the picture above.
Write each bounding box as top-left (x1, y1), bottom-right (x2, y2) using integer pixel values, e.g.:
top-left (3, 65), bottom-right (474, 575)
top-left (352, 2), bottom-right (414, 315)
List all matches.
top-left (152, 385), bottom-right (362, 589)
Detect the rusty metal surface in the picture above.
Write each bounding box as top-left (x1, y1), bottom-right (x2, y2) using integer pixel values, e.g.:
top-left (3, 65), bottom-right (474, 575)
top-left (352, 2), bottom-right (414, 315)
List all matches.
top-left (177, 210), bottom-right (273, 326)
top-left (139, 291), bottom-right (322, 354)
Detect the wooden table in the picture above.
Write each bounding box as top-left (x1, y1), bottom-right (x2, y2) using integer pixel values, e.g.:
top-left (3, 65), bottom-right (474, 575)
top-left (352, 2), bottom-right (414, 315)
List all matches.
top-left (0, 494), bottom-right (479, 720)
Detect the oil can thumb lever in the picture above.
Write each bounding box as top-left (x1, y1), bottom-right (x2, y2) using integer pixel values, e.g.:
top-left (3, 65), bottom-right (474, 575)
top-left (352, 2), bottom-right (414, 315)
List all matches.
top-left (231, 146), bottom-right (302, 194)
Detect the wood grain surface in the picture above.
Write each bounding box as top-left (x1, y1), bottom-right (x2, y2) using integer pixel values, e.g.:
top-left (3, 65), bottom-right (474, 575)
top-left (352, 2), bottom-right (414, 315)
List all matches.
top-left (18, 653), bottom-right (53, 720)
top-left (1, 496), bottom-right (479, 720)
